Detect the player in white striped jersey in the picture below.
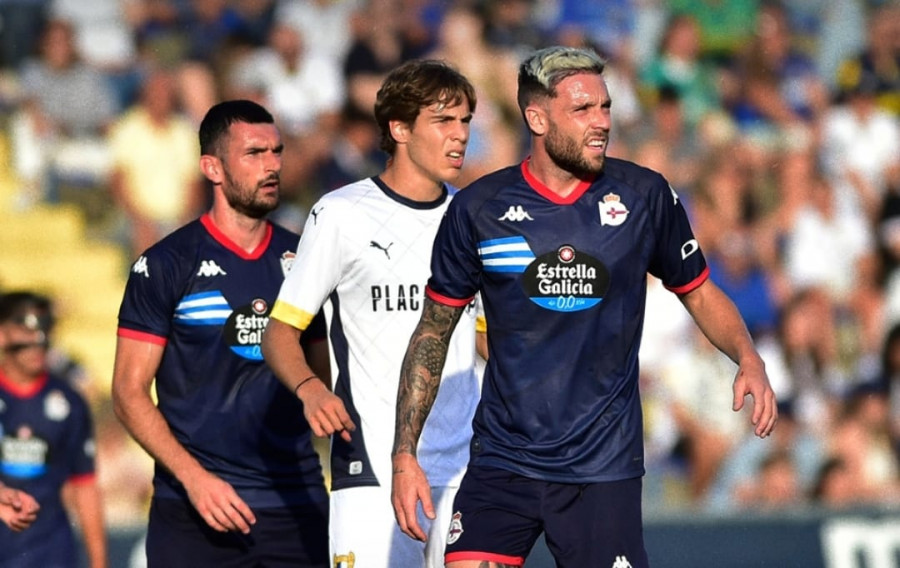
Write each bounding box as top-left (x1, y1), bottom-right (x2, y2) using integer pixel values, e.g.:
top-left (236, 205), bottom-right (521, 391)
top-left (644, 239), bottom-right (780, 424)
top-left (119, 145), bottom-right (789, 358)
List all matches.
top-left (262, 60), bottom-right (483, 568)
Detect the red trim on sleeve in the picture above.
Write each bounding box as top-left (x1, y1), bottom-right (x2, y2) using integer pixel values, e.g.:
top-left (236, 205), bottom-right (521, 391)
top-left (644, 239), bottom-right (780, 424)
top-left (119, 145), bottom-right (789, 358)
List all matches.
top-left (200, 213), bottom-right (272, 260)
top-left (521, 158), bottom-right (594, 205)
top-left (425, 286), bottom-right (474, 308)
top-left (445, 551), bottom-right (525, 566)
top-left (665, 266), bottom-right (710, 295)
top-left (66, 473), bottom-right (97, 486)
top-left (117, 327), bottom-right (167, 346)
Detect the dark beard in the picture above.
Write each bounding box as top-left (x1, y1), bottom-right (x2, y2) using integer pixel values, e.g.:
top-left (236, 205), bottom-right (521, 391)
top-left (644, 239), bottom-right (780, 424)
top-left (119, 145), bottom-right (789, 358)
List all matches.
top-left (545, 123), bottom-right (605, 178)
top-left (223, 171), bottom-right (279, 219)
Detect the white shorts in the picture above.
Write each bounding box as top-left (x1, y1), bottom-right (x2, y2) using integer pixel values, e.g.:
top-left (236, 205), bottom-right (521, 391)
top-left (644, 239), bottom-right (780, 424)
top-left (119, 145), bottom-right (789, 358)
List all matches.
top-left (330, 485), bottom-right (458, 568)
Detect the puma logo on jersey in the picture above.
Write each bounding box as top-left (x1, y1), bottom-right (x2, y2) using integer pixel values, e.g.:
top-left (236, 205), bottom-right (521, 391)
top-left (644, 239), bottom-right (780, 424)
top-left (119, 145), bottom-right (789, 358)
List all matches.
top-left (370, 240), bottom-right (393, 259)
top-left (311, 206), bottom-right (323, 224)
top-left (498, 205), bottom-right (534, 222)
top-left (132, 256), bottom-right (150, 278)
top-left (197, 260), bottom-right (227, 277)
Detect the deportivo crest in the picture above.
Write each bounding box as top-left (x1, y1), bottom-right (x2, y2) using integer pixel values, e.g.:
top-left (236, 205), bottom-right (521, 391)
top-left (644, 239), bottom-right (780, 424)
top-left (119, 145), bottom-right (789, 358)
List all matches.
top-left (44, 390), bottom-right (71, 421)
top-left (447, 512), bottom-right (464, 544)
top-left (598, 192), bottom-right (629, 226)
top-left (280, 250), bottom-right (295, 277)
top-left (521, 245), bottom-right (610, 312)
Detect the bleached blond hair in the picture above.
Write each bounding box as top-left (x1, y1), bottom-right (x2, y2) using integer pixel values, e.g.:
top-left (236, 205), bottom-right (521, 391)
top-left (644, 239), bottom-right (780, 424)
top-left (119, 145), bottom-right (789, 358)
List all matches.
top-left (516, 46), bottom-right (606, 117)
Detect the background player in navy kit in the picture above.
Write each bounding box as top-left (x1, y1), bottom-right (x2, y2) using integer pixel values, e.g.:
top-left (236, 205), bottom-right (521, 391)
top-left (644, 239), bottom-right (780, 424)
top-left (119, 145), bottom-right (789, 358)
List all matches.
top-left (111, 100), bottom-right (330, 568)
top-left (392, 46), bottom-right (778, 568)
top-left (262, 59), bottom-right (483, 568)
top-left (0, 291), bottom-right (107, 568)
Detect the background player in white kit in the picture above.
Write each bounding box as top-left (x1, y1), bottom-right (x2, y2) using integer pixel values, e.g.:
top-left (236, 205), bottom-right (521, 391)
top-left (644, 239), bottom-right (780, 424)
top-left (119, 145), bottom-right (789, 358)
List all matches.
top-left (262, 59), bottom-right (483, 567)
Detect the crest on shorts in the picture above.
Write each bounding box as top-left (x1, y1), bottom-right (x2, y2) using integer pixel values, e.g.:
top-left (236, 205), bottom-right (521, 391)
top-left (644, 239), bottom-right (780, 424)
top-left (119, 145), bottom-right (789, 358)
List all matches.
top-left (447, 511), bottom-right (464, 544)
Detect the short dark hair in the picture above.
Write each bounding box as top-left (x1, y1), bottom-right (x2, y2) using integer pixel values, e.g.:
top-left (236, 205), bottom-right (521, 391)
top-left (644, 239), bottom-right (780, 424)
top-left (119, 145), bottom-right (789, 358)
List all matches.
top-left (0, 291), bottom-right (54, 330)
top-left (374, 59), bottom-right (477, 155)
top-left (199, 99), bottom-right (275, 157)
top-left (517, 46), bottom-right (606, 118)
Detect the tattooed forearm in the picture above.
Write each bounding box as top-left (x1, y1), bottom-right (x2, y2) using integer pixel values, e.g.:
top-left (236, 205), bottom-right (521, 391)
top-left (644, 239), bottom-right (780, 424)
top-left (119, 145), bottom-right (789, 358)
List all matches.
top-left (392, 298), bottom-right (465, 458)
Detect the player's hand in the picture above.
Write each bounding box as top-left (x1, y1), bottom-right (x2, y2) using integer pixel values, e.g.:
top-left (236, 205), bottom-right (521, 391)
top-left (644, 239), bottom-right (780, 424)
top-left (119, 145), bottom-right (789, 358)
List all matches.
top-left (0, 486), bottom-right (40, 532)
top-left (732, 354), bottom-right (777, 438)
top-left (391, 452), bottom-right (433, 542)
top-left (296, 379), bottom-right (356, 442)
top-left (183, 469), bottom-right (256, 534)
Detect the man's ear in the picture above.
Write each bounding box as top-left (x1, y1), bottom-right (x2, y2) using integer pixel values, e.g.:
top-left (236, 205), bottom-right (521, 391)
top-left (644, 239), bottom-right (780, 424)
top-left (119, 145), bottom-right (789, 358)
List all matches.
top-left (524, 105), bottom-right (547, 136)
top-left (199, 155), bottom-right (223, 184)
top-left (389, 119), bottom-right (410, 145)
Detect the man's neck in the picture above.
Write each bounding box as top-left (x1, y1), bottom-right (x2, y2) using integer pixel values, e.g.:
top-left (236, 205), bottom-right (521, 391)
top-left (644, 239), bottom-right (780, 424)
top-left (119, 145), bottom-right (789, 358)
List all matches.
top-left (525, 154), bottom-right (586, 200)
top-left (206, 205), bottom-right (269, 254)
top-left (379, 162), bottom-right (445, 203)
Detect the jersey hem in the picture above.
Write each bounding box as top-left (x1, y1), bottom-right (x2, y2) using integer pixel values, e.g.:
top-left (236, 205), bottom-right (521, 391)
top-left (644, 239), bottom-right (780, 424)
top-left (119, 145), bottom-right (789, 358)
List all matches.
top-left (665, 266), bottom-right (710, 295)
top-left (425, 286), bottom-right (473, 308)
top-left (472, 458), bottom-right (646, 484)
top-left (117, 327), bottom-right (167, 345)
top-left (446, 551), bottom-right (525, 566)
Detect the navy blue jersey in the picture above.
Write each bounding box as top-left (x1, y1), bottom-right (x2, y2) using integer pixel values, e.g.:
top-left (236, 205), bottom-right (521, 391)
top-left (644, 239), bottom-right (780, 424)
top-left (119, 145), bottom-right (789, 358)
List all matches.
top-left (0, 372), bottom-right (95, 566)
top-left (427, 159), bottom-right (709, 483)
top-left (117, 214), bottom-right (327, 508)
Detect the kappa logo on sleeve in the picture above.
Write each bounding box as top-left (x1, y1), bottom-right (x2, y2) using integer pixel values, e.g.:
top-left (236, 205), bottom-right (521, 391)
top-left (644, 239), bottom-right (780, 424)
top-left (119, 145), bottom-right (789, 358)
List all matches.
top-left (132, 256), bottom-right (150, 278)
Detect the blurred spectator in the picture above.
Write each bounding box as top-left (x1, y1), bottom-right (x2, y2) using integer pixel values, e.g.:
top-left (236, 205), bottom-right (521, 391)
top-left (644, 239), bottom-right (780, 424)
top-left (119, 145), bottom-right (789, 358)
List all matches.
top-left (875, 323), bottom-right (900, 440)
top-left (341, 0), bottom-right (428, 117)
top-left (425, 4), bottom-right (522, 184)
top-left (107, 66), bottom-right (204, 258)
top-left (639, 13), bottom-right (722, 128)
top-left (820, 68), bottom-right (900, 223)
top-left (0, 0), bottom-right (51, 70)
top-left (537, 0), bottom-right (636, 65)
top-left (626, 86), bottom-right (702, 190)
top-left (9, 18), bottom-right (117, 208)
top-left (779, 166), bottom-right (883, 365)
top-left (834, 3), bottom-right (900, 116)
top-left (92, 401), bottom-right (152, 529)
top-left (706, 403), bottom-right (826, 512)
top-left (733, 450), bottom-right (804, 510)
top-left (49, 0), bottom-right (137, 76)
top-left (707, 228), bottom-right (779, 339)
top-left (775, 288), bottom-right (847, 425)
top-left (730, 2), bottom-right (830, 144)
top-left (228, 21), bottom-right (344, 138)
top-left (659, 328), bottom-right (750, 500)
top-left (274, 0), bottom-right (361, 66)
top-left (311, 103), bottom-right (385, 197)
top-left (480, 0), bottom-right (546, 56)
top-left (810, 456), bottom-right (860, 508)
top-left (667, 0), bottom-right (759, 66)
top-left (824, 387), bottom-right (900, 506)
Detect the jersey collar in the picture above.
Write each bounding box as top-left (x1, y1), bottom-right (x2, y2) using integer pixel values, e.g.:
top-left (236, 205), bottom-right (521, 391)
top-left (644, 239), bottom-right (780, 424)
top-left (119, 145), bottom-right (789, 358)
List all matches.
top-left (521, 158), bottom-right (595, 205)
top-left (200, 213), bottom-right (273, 260)
top-left (0, 368), bottom-right (48, 399)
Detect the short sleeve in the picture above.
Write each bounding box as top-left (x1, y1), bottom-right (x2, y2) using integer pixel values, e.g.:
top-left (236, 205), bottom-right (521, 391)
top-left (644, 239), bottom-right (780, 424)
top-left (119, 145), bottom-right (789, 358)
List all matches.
top-left (271, 197), bottom-right (345, 330)
top-left (426, 195), bottom-right (481, 306)
top-left (647, 181), bottom-right (708, 294)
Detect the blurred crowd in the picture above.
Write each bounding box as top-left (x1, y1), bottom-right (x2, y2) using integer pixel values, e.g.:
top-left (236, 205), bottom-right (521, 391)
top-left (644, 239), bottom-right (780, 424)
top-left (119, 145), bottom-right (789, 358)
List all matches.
top-left (1, 0), bottom-right (900, 528)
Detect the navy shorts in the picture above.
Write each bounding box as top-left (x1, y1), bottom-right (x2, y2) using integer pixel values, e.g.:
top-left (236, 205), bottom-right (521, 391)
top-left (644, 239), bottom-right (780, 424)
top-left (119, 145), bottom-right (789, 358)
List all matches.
top-left (146, 496), bottom-right (329, 568)
top-left (445, 465), bottom-right (649, 568)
